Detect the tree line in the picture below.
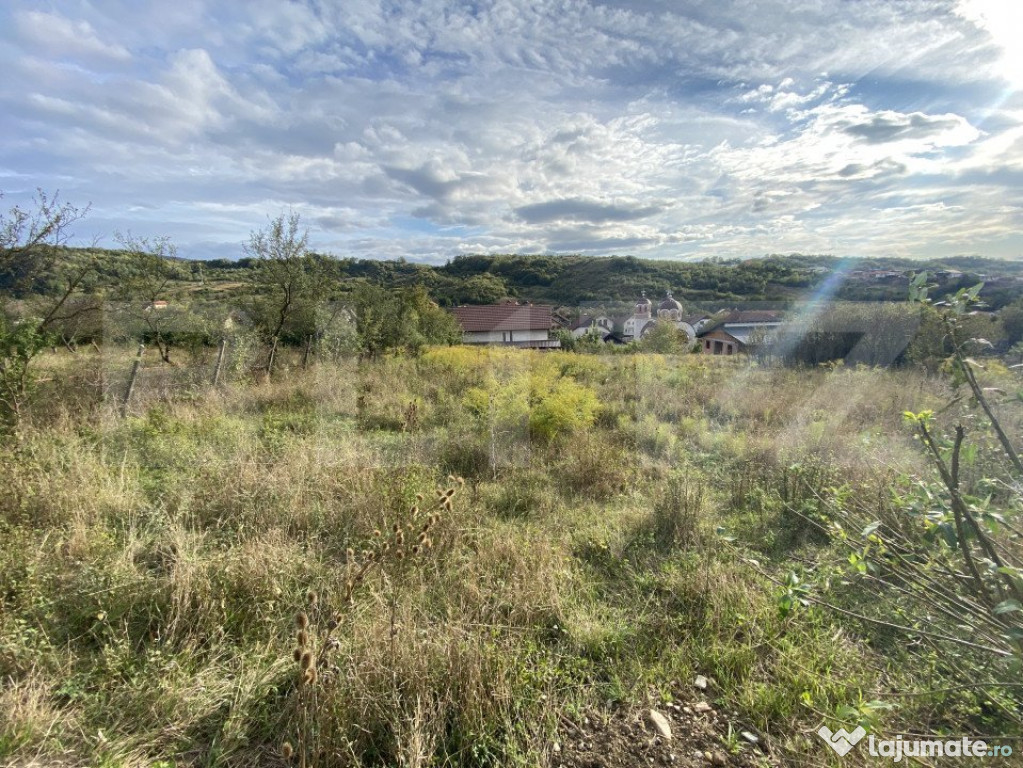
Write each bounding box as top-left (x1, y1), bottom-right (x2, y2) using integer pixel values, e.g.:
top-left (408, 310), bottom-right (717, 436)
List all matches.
top-left (0, 193), bottom-right (461, 430)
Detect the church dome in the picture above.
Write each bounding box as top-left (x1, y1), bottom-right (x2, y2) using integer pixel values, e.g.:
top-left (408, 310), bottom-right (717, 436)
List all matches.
top-left (658, 291), bottom-right (682, 312)
top-left (635, 291), bottom-right (652, 314)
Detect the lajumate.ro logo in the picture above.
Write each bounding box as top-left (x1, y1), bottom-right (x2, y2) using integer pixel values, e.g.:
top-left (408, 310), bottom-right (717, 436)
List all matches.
top-left (818, 725), bottom-right (1014, 761)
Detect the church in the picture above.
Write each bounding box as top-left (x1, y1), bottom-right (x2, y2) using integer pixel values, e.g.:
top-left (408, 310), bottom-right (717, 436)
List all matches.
top-left (571, 291), bottom-right (784, 353)
top-left (573, 291), bottom-right (711, 343)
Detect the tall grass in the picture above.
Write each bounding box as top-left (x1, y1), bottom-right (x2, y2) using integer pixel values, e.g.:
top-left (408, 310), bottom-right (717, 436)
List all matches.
top-left (0, 348), bottom-right (1018, 765)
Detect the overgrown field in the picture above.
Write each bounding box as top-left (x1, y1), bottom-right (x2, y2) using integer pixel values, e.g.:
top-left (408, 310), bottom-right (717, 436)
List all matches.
top-left (1, 347), bottom-right (1021, 766)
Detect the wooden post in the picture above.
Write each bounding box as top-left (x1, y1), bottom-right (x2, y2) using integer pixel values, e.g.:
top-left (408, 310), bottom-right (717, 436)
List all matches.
top-left (266, 337), bottom-right (278, 379)
top-left (122, 343), bottom-right (144, 416)
top-left (212, 337), bottom-right (228, 386)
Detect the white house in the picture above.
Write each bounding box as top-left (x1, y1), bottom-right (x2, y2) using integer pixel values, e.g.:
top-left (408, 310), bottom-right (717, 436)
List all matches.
top-left (717, 310), bottom-right (783, 346)
top-left (698, 310), bottom-right (784, 354)
top-left (571, 314), bottom-right (615, 340)
top-left (450, 304), bottom-right (560, 348)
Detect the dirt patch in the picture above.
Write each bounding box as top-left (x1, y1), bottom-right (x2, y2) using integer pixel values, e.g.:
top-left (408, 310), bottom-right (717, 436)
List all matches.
top-left (553, 688), bottom-right (778, 768)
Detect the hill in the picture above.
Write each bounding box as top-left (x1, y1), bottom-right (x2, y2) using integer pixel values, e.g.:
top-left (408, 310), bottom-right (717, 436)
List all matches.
top-left (21, 249), bottom-right (1023, 312)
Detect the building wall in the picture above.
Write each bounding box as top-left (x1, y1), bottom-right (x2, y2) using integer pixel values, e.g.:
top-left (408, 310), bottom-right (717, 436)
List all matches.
top-left (702, 335), bottom-right (740, 355)
top-left (624, 317), bottom-right (653, 340)
top-left (463, 329), bottom-right (550, 344)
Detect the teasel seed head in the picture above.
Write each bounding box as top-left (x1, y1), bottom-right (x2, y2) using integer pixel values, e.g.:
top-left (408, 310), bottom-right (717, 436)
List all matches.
top-left (416, 493), bottom-right (423, 502)
top-left (305, 667), bottom-right (318, 685)
top-left (300, 650), bottom-right (314, 670)
top-left (395, 549), bottom-right (405, 560)
top-left (411, 545), bottom-right (421, 555)
top-left (293, 647), bottom-right (302, 662)
top-left (297, 629), bottom-right (308, 647)
top-left (373, 529), bottom-right (381, 537)
top-left (392, 523), bottom-right (400, 533)
top-left (411, 505), bottom-right (419, 516)
top-left (282, 742), bottom-right (294, 760)
top-left (295, 612), bottom-right (309, 630)
top-left (306, 590), bottom-right (318, 606)
top-left (346, 547), bottom-right (355, 560)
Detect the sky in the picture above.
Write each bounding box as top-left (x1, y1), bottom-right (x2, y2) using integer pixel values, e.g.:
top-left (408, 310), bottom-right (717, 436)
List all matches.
top-left (1, 0), bottom-right (1022, 263)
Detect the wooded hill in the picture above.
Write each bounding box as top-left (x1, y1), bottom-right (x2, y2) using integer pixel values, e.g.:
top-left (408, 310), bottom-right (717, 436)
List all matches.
top-left (15, 248), bottom-right (1023, 311)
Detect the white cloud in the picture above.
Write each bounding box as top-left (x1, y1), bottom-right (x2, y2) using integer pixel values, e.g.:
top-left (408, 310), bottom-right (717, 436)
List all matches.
top-left (0, 0), bottom-right (1020, 261)
top-left (14, 10), bottom-right (131, 64)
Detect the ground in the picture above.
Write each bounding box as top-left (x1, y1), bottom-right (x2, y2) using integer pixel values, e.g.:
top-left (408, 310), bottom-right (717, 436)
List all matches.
top-left (555, 683), bottom-right (777, 768)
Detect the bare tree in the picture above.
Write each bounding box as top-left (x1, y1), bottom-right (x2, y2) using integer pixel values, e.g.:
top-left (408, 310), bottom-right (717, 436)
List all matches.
top-left (116, 233), bottom-right (177, 364)
top-left (0, 190), bottom-right (93, 430)
top-left (1, 189), bottom-right (90, 293)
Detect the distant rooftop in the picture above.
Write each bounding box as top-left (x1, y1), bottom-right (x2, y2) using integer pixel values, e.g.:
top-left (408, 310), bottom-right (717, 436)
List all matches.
top-left (722, 310), bottom-right (783, 324)
top-left (451, 304), bottom-right (554, 332)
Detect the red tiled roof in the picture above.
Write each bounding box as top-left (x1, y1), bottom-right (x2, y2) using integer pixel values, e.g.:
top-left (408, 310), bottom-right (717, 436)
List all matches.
top-left (451, 304), bottom-right (554, 332)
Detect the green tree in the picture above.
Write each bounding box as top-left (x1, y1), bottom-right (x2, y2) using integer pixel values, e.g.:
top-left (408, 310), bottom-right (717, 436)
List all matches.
top-left (245, 212), bottom-right (326, 375)
top-left (640, 321), bottom-right (689, 354)
top-left (350, 284), bottom-right (459, 358)
top-left (453, 273), bottom-right (508, 305)
top-left (1000, 302), bottom-right (1023, 346)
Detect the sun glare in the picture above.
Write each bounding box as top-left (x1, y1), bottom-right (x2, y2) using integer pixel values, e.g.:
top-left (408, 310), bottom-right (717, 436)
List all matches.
top-left (957, 0), bottom-right (1023, 88)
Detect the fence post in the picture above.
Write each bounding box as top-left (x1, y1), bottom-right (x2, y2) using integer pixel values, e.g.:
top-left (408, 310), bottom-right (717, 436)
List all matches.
top-left (122, 343), bottom-right (145, 416)
top-left (212, 337), bottom-right (228, 386)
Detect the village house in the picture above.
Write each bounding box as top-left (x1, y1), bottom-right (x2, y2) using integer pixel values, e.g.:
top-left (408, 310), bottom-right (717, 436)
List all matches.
top-left (571, 314), bottom-right (615, 340)
top-left (450, 303), bottom-right (561, 349)
top-left (698, 309), bottom-right (783, 354)
top-left (700, 328), bottom-right (743, 355)
top-left (455, 293), bottom-right (783, 355)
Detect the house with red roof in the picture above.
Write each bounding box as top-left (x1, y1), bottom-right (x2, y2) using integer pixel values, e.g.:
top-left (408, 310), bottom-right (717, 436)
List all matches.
top-left (450, 303), bottom-right (561, 349)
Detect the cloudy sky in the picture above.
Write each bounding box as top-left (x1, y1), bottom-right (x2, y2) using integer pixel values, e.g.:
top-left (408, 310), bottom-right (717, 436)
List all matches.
top-left (1, 1), bottom-right (1021, 263)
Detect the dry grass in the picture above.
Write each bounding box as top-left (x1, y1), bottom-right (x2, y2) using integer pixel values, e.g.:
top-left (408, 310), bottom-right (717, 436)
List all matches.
top-left (0, 348), bottom-right (1018, 766)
